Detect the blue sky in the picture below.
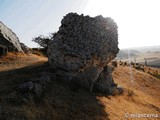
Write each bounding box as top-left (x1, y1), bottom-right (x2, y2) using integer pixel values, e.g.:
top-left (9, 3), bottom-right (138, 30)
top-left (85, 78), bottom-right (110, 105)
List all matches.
top-left (0, 0), bottom-right (160, 48)
top-left (0, 0), bottom-right (88, 47)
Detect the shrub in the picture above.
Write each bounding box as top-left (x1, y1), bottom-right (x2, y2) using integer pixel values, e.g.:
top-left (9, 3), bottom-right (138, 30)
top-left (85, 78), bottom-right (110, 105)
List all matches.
top-left (119, 61), bottom-right (123, 66)
top-left (127, 89), bottom-right (134, 97)
top-left (111, 60), bottom-right (118, 67)
top-left (123, 62), bottom-right (127, 66)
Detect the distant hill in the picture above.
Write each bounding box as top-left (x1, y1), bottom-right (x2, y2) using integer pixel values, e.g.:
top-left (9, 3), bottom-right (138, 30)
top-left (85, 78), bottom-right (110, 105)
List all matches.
top-left (116, 49), bottom-right (141, 59)
top-left (116, 46), bottom-right (160, 67)
top-left (122, 45), bottom-right (160, 53)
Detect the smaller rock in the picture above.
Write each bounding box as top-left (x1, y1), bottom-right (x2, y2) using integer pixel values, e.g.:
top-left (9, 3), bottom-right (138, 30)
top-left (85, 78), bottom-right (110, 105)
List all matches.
top-left (17, 81), bottom-right (34, 92)
top-left (16, 73), bottom-right (51, 103)
top-left (71, 66), bottom-right (103, 91)
top-left (16, 81), bottom-right (35, 102)
top-left (20, 43), bottom-right (29, 53)
top-left (34, 83), bottom-right (43, 97)
top-left (32, 72), bottom-right (51, 88)
top-left (17, 82), bottom-right (42, 100)
top-left (94, 65), bottom-right (117, 94)
top-left (112, 88), bottom-right (124, 95)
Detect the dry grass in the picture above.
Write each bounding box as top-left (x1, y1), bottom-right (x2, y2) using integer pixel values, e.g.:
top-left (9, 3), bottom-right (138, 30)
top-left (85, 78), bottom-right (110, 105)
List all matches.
top-left (0, 53), bottom-right (108, 119)
top-left (0, 62), bottom-right (108, 120)
top-left (0, 53), bottom-right (160, 120)
top-left (0, 52), bottom-right (48, 71)
top-left (21, 82), bottom-right (109, 120)
top-left (99, 65), bottom-right (160, 120)
top-left (118, 61), bottom-right (160, 79)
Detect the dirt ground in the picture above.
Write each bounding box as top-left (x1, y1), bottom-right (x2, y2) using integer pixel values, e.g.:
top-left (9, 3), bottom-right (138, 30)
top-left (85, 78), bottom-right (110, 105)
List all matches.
top-left (0, 53), bottom-right (159, 120)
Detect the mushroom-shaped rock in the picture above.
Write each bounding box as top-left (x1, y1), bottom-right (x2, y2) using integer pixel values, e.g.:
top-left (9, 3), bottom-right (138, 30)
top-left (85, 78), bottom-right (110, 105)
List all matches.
top-left (48, 13), bottom-right (119, 94)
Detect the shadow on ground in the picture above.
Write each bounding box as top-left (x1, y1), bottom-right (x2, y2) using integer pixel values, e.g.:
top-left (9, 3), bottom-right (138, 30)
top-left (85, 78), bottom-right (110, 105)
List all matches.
top-left (0, 62), bottom-right (109, 120)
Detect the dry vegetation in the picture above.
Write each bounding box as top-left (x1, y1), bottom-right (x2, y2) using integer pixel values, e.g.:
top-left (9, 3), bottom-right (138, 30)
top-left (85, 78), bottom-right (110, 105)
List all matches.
top-left (0, 52), bottom-right (47, 71)
top-left (118, 61), bottom-right (160, 79)
top-left (0, 54), bottom-right (159, 120)
top-left (99, 63), bottom-right (160, 120)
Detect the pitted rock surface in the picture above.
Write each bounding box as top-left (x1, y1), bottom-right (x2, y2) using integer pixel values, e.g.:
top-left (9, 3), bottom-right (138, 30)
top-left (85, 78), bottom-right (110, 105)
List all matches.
top-left (48, 13), bottom-right (119, 94)
top-left (0, 21), bottom-right (23, 52)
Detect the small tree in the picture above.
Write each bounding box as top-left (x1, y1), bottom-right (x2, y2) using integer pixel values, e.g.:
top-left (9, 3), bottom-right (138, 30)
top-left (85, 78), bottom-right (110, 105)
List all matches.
top-left (32, 33), bottom-right (55, 53)
top-left (32, 35), bottom-right (50, 49)
top-left (32, 33), bottom-right (55, 55)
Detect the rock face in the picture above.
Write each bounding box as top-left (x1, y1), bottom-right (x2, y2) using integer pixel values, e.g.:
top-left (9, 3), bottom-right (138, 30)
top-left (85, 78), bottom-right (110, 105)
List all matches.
top-left (0, 21), bottom-right (23, 52)
top-left (0, 44), bottom-right (8, 56)
top-left (20, 42), bottom-right (29, 53)
top-left (48, 13), bottom-right (119, 94)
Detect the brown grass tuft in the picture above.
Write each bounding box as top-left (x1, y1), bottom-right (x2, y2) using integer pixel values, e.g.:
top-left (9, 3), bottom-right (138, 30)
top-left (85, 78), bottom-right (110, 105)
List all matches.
top-left (0, 52), bottom-right (48, 71)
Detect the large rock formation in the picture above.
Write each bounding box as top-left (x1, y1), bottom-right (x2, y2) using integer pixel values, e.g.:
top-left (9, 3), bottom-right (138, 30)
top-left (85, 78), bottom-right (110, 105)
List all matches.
top-left (48, 13), bottom-right (119, 94)
top-left (0, 21), bottom-right (23, 52)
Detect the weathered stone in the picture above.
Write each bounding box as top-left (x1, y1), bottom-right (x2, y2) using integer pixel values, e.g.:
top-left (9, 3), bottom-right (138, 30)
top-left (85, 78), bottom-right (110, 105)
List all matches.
top-left (16, 72), bottom-right (51, 102)
top-left (20, 43), bottom-right (29, 53)
top-left (33, 83), bottom-right (43, 97)
top-left (32, 72), bottom-right (51, 88)
top-left (17, 81), bottom-right (34, 93)
top-left (17, 81), bottom-right (42, 102)
top-left (48, 13), bottom-right (119, 94)
top-left (0, 21), bottom-right (23, 52)
top-left (94, 64), bottom-right (117, 94)
top-left (71, 66), bottom-right (103, 91)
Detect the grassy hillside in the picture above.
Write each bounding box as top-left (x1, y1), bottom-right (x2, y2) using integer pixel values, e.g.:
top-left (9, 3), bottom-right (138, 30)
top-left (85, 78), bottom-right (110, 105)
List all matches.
top-left (109, 65), bottom-right (160, 119)
top-left (0, 53), bottom-right (159, 120)
top-left (0, 52), bottom-right (47, 71)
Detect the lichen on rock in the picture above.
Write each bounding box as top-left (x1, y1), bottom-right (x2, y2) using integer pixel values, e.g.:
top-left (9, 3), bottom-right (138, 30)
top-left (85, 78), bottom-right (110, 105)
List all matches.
top-left (48, 13), bottom-right (119, 94)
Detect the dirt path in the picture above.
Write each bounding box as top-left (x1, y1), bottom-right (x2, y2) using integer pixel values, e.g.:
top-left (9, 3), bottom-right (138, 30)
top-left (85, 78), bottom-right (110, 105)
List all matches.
top-left (0, 52), bottom-right (48, 71)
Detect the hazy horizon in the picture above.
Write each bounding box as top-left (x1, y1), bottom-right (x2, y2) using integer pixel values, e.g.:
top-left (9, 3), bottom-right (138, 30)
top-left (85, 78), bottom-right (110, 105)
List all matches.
top-left (1, 0), bottom-right (160, 49)
top-left (119, 45), bottom-right (160, 50)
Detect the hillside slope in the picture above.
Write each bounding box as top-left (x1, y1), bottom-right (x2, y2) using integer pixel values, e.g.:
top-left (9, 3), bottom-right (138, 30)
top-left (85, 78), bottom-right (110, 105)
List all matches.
top-left (98, 65), bottom-right (160, 120)
top-left (0, 54), bottom-right (159, 120)
top-left (0, 52), bottom-right (47, 71)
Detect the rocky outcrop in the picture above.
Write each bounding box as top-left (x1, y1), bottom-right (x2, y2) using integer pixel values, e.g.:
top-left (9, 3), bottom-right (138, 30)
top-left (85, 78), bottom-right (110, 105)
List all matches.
top-left (0, 21), bottom-right (23, 52)
top-left (94, 64), bottom-right (117, 94)
top-left (16, 72), bottom-right (51, 102)
top-left (48, 13), bottom-right (119, 94)
top-left (20, 43), bottom-right (29, 53)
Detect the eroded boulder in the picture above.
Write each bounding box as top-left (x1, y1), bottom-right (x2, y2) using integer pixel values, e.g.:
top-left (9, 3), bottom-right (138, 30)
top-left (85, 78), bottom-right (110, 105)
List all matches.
top-left (48, 13), bottom-right (119, 94)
